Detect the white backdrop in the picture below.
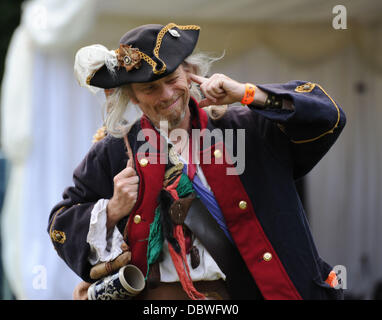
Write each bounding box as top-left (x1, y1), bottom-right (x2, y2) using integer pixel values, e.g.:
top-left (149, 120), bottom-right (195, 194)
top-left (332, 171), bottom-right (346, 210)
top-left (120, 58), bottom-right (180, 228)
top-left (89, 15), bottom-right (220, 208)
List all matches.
top-left (217, 45), bottom-right (382, 299)
top-left (1, 49), bottom-right (103, 299)
top-left (1, 0), bottom-right (381, 299)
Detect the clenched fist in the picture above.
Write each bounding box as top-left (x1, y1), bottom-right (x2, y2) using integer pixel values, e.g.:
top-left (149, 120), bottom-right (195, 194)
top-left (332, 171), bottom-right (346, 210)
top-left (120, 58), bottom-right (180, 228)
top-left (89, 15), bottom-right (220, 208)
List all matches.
top-left (106, 158), bottom-right (139, 231)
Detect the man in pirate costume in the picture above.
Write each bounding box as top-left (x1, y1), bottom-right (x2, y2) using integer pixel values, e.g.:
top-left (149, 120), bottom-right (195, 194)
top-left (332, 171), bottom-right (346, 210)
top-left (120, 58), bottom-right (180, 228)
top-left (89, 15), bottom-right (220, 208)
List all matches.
top-left (48, 23), bottom-right (346, 300)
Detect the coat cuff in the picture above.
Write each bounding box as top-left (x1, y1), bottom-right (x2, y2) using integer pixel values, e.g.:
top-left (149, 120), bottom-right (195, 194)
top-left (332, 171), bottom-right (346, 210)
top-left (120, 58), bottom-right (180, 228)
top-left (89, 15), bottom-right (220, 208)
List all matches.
top-left (86, 199), bottom-right (124, 265)
top-left (250, 80), bottom-right (345, 144)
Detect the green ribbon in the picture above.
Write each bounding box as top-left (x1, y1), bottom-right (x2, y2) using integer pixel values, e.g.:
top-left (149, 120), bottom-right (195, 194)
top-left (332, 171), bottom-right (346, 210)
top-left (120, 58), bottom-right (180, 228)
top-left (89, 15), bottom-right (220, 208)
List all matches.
top-left (145, 173), bottom-right (195, 279)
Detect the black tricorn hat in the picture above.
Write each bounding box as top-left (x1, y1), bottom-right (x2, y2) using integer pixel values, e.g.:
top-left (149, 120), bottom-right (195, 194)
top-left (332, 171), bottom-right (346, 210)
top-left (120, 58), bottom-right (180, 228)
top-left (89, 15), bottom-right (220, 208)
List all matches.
top-left (88, 23), bottom-right (200, 89)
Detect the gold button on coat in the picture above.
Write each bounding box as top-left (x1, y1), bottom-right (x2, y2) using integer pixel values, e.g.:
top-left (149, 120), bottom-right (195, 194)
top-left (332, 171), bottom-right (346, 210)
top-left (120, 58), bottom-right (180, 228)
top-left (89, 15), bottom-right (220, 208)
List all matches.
top-left (139, 158), bottom-right (148, 167)
top-left (239, 200), bottom-right (247, 210)
top-left (214, 149), bottom-right (222, 159)
top-left (263, 252), bottom-right (272, 262)
top-left (134, 215), bottom-right (142, 224)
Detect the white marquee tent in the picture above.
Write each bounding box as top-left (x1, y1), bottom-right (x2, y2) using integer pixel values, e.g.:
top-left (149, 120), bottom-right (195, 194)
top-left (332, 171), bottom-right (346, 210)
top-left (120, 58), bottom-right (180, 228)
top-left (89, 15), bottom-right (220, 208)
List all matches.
top-left (1, 0), bottom-right (382, 299)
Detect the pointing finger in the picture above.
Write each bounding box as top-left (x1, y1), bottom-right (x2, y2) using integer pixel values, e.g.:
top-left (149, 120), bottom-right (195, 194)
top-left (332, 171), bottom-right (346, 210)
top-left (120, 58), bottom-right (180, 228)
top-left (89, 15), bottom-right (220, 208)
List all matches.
top-left (189, 73), bottom-right (208, 85)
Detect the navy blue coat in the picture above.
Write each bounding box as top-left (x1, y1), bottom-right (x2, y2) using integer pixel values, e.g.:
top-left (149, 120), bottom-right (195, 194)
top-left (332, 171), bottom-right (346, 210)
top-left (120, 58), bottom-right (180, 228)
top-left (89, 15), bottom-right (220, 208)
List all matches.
top-left (48, 80), bottom-right (346, 299)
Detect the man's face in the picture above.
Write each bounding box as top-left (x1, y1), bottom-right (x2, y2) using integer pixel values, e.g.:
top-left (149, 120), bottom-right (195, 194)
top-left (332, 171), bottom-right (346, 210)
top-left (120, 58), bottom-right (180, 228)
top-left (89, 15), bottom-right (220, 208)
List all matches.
top-left (129, 65), bottom-right (191, 131)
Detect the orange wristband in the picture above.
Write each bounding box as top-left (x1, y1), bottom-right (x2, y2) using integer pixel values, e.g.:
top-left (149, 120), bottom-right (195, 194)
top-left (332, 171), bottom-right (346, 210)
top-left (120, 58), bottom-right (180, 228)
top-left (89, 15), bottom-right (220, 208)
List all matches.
top-left (241, 83), bottom-right (256, 105)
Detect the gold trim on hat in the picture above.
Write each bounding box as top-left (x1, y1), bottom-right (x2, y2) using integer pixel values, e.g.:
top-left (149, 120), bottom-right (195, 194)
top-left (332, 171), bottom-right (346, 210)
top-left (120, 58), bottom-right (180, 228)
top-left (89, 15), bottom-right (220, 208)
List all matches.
top-left (151, 23), bottom-right (200, 75)
top-left (86, 23), bottom-right (200, 85)
top-left (121, 23), bottom-right (201, 76)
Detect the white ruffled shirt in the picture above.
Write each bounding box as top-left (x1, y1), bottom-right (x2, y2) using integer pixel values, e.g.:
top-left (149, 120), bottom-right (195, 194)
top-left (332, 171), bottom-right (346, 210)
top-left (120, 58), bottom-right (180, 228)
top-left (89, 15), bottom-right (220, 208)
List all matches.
top-left (86, 165), bottom-right (226, 282)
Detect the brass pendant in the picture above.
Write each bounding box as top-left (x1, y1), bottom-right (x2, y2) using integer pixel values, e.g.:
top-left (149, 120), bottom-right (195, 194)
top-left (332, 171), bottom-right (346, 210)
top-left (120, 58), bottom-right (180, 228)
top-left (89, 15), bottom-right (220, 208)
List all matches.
top-left (169, 146), bottom-right (181, 165)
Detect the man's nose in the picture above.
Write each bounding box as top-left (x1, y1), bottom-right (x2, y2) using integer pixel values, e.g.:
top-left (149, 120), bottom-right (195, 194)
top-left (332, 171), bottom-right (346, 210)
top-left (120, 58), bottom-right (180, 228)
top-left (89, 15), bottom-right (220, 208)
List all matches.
top-left (159, 84), bottom-right (174, 101)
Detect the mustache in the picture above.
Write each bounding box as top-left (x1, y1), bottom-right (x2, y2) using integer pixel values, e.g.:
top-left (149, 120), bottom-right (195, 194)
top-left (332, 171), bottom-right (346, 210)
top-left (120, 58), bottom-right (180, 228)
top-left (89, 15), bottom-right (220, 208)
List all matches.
top-left (157, 95), bottom-right (181, 109)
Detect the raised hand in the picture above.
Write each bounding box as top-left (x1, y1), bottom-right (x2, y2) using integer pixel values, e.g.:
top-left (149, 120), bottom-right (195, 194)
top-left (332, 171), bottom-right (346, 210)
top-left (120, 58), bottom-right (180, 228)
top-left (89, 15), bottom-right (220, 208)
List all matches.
top-left (189, 73), bottom-right (247, 108)
top-left (106, 156), bottom-right (139, 231)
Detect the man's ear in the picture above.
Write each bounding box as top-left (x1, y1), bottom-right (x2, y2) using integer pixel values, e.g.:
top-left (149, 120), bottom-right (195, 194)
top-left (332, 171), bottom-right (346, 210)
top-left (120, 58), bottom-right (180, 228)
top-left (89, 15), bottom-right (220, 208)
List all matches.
top-left (182, 62), bottom-right (197, 86)
top-left (182, 62), bottom-right (192, 73)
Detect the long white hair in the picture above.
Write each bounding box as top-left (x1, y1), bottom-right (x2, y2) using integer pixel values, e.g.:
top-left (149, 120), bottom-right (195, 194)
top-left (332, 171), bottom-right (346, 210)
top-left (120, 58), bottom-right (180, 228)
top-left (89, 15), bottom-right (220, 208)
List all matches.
top-left (103, 52), bottom-right (223, 138)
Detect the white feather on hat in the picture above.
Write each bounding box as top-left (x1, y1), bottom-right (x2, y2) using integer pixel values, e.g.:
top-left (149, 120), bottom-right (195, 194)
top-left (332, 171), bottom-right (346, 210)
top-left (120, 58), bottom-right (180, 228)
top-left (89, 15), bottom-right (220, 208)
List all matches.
top-left (74, 44), bottom-right (143, 138)
top-left (74, 44), bottom-right (118, 94)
